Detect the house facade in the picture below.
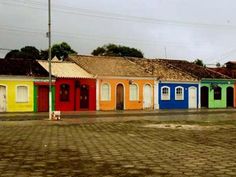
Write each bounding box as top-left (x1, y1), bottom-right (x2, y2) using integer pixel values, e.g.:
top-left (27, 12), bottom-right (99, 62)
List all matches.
top-left (0, 59), bottom-right (49, 112)
top-left (158, 82), bottom-right (199, 109)
top-left (0, 77), bottom-right (34, 112)
top-left (69, 55), bottom-right (155, 111)
top-left (201, 79), bottom-right (234, 108)
top-left (98, 78), bottom-right (154, 110)
top-left (38, 60), bottom-right (96, 111)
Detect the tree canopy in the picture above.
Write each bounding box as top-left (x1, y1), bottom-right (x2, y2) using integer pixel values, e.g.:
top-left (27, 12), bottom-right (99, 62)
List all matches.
top-left (193, 59), bottom-right (205, 67)
top-left (91, 44), bottom-right (144, 58)
top-left (5, 46), bottom-right (40, 60)
top-left (4, 42), bottom-right (77, 60)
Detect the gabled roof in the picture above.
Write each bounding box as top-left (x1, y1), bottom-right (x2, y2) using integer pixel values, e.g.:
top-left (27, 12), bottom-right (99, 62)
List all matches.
top-left (127, 58), bottom-right (197, 81)
top-left (157, 59), bottom-right (230, 79)
top-left (68, 55), bottom-right (154, 77)
top-left (38, 60), bottom-right (94, 79)
top-left (225, 61), bottom-right (236, 65)
top-left (0, 58), bottom-right (49, 77)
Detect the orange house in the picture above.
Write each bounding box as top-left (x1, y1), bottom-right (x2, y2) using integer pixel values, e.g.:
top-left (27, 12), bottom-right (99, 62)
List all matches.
top-left (98, 78), bottom-right (154, 110)
top-left (69, 55), bottom-right (155, 110)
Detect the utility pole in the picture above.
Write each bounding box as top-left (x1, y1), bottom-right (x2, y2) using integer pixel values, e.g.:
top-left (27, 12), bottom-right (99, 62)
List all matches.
top-left (48, 0), bottom-right (52, 120)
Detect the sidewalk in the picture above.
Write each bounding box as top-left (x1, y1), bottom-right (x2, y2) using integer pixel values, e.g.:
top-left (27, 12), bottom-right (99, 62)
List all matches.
top-left (0, 108), bottom-right (236, 121)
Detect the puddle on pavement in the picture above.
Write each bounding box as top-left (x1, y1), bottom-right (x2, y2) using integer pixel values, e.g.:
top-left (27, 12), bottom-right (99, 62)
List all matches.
top-left (144, 124), bottom-right (219, 130)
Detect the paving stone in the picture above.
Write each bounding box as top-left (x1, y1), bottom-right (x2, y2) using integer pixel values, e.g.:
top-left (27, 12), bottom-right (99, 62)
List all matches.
top-left (0, 116), bottom-right (235, 176)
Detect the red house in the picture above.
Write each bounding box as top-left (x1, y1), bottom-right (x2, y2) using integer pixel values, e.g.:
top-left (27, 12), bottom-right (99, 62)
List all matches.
top-left (38, 60), bottom-right (96, 111)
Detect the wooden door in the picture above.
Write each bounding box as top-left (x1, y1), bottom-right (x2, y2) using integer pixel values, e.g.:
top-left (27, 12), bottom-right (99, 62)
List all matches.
top-left (201, 86), bottom-right (208, 108)
top-left (0, 85), bottom-right (6, 112)
top-left (143, 84), bottom-right (152, 109)
top-left (116, 84), bottom-right (124, 110)
top-left (188, 86), bottom-right (197, 108)
top-left (38, 86), bottom-right (49, 112)
top-left (227, 87), bottom-right (234, 107)
top-left (80, 85), bottom-right (89, 109)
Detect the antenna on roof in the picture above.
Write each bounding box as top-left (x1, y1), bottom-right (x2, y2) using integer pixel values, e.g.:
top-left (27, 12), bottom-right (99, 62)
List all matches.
top-left (164, 47), bottom-right (167, 58)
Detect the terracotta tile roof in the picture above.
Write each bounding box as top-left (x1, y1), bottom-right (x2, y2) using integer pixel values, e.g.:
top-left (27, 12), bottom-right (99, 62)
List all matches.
top-left (157, 59), bottom-right (231, 79)
top-left (127, 58), bottom-right (197, 81)
top-left (0, 59), bottom-right (49, 77)
top-left (38, 60), bottom-right (94, 79)
top-left (209, 67), bottom-right (236, 78)
top-left (68, 55), bottom-right (153, 77)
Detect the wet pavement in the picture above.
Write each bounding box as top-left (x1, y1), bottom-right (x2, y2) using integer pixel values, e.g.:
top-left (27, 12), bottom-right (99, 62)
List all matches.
top-left (0, 108), bottom-right (236, 121)
top-left (0, 112), bottom-right (236, 176)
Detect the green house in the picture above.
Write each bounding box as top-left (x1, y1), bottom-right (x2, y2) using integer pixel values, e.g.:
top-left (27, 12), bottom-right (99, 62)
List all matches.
top-left (201, 79), bottom-right (234, 108)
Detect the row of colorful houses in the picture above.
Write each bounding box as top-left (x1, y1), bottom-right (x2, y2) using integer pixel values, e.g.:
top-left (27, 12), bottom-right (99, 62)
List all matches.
top-left (0, 55), bottom-right (234, 112)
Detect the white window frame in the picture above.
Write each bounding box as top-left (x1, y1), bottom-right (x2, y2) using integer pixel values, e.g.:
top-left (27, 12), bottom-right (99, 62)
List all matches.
top-left (16, 85), bottom-right (29, 103)
top-left (161, 86), bottom-right (170, 100)
top-left (101, 83), bottom-right (111, 101)
top-left (129, 83), bottom-right (139, 101)
top-left (175, 86), bottom-right (184, 100)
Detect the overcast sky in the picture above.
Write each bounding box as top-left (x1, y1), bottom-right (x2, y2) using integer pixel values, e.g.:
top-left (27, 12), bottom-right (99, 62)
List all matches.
top-left (1, 0), bottom-right (236, 65)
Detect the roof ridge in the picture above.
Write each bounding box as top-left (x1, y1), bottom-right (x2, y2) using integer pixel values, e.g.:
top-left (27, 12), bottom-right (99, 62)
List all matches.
top-left (156, 59), bottom-right (199, 80)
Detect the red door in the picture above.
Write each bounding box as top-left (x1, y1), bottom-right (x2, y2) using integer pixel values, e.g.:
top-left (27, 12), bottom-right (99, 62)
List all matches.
top-left (38, 86), bottom-right (49, 112)
top-left (80, 85), bottom-right (89, 109)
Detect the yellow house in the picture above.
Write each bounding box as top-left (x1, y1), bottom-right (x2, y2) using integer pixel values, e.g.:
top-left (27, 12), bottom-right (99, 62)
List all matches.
top-left (0, 77), bottom-right (34, 112)
top-left (0, 59), bottom-right (49, 112)
top-left (69, 55), bottom-right (155, 110)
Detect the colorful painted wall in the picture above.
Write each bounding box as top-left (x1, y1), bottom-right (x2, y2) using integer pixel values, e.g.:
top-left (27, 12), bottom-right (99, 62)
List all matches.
top-left (0, 79), bottom-right (34, 112)
top-left (201, 80), bottom-right (234, 108)
top-left (99, 79), bottom-right (154, 110)
top-left (55, 78), bottom-right (96, 111)
top-left (158, 82), bottom-right (199, 109)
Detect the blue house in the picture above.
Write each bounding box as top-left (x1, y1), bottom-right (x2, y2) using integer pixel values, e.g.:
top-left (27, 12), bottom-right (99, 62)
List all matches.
top-left (158, 82), bottom-right (199, 109)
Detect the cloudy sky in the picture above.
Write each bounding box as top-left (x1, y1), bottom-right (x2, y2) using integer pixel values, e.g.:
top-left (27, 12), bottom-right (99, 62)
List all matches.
top-left (0, 0), bottom-right (236, 65)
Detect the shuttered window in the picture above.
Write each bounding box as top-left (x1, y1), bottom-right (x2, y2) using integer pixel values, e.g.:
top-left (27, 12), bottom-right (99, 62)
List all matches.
top-left (16, 86), bottom-right (28, 103)
top-left (214, 86), bottom-right (221, 100)
top-left (101, 83), bottom-right (110, 101)
top-left (175, 86), bottom-right (184, 100)
top-left (129, 84), bottom-right (138, 101)
top-left (161, 86), bottom-right (170, 100)
top-left (60, 84), bottom-right (70, 102)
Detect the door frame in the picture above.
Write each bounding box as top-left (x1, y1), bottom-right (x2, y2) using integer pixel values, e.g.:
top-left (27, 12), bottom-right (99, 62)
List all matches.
top-left (115, 83), bottom-right (125, 110)
top-left (0, 84), bottom-right (7, 112)
top-left (143, 83), bottom-right (153, 109)
top-left (188, 86), bottom-right (197, 109)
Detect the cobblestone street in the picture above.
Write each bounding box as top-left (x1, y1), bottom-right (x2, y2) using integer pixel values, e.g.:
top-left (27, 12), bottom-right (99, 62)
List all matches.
top-left (0, 114), bottom-right (236, 177)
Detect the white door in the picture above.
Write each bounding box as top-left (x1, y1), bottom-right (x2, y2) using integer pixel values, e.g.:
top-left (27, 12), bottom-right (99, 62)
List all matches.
top-left (143, 84), bottom-right (152, 109)
top-left (188, 86), bottom-right (197, 109)
top-left (0, 85), bottom-right (7, 112)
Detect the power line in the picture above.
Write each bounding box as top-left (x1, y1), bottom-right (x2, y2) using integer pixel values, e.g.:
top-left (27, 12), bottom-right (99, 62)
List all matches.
top-left (0, 48), bottom-right (13, 51)
top-left (0, 25), bottom-right (197, 47)
top-left (2, 0), bottom-right (236, 30)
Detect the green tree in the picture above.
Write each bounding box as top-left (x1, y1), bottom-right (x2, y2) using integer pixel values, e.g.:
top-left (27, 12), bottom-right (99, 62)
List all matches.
top-left (193, 59), bottom-right (205, 67)
top-left (216, 62), bottom-right (221, 68)
top-left (5, 46), bottom-right (40, 60)
top-left (92, 44), bottom-right (144, 58)
top-left (40, 42), bottom-right (77, 60)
